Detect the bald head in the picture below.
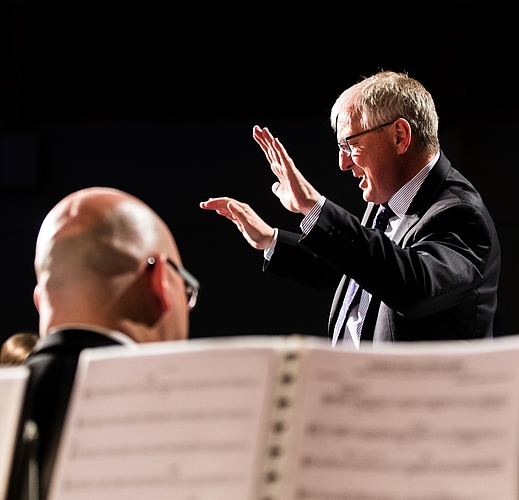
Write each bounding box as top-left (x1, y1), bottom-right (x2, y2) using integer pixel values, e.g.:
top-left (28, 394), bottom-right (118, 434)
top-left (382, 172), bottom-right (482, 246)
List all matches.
top-left (34, 187), bottom-right (189, 342)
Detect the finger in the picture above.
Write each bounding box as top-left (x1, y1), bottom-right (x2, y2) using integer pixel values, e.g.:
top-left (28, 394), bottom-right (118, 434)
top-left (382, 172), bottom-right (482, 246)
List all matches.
top-left (257, 132), bottom-right (286, 167)
top-left (200, 197), bottom-right (233, 210)
top-left (273, 137), bottom-right (290, 157)
top-left (227, 201), bottom-right (247, 228)
top-left (227, 200), bottom-right (246, 218)
top-left (261, 128), bottom-right (279, 150)
top-left (260, 126), bottom-right (275, 142)
top-left (253, 125), bottom-right (273, 146)
top-left (201, 198), bottom-right (238, 219)
top-left (228, 200), bottom-right (258, 226)
top-left (272, 137), bottom-right (293, 167)
top-left (253, 126), bottom-right (280, 165)
top-left (215, 208), bottom-right (234, 218)
top-left (228, 201), bottom-right (260, 240)
top-left (271, 162), bottom-right (284, 180)
top-left (253, 126), bottom-right (271, 157)
top-left (252, 125), bottom-right (264, 143)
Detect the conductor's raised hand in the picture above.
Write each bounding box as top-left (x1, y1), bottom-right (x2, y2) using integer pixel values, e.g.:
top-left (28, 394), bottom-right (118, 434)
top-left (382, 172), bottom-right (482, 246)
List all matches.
top-left (253, 125), bottom-right (321, 215)
top-left (200, 197), bottom-right (275, 250)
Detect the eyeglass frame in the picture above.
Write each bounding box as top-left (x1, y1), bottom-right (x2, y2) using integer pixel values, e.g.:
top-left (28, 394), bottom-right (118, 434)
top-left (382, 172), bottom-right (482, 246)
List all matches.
top-left (147, 256), bottom-right (200, 310)
top-left (337, 120), bottom-right (395, 157)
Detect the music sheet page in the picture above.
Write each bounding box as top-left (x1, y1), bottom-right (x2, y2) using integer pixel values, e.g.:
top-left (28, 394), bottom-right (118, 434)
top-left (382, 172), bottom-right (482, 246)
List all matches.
top-left (284, 341), bottom-right (519, 500)
top-left (48, 340), bottom-right (281, 500)
top-left (0, 366), bottom-right (29, 500)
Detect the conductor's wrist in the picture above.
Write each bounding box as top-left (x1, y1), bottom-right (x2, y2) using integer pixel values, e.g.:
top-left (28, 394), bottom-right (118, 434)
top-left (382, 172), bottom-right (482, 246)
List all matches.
top-left (300, 193), bottom-right (322, 215)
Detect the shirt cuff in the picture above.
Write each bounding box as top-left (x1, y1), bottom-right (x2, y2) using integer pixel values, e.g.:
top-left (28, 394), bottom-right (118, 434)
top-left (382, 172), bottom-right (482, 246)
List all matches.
top-left (300, 196), bottom-right (326, 235)
top-left (264, 228), bottom-right (279, 261)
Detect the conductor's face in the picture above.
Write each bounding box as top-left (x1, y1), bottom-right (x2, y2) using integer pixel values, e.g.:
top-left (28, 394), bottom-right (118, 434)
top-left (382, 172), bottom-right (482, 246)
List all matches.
top-left (337, 116), bottom-right (398, 205)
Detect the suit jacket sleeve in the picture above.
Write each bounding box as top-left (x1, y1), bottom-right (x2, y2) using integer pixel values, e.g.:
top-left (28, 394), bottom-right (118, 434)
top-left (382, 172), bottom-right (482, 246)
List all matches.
top-left (263, 228), bottom-right (342, 291)
top-left (299, 195), bottom-right (498, 321)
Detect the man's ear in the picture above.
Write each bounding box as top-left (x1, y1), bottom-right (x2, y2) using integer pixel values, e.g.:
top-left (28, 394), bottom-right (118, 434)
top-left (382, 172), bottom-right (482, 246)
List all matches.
top-left (394, 117), bottom-right (412, 154)
top-left (147, 255), bottom-right (170, 315)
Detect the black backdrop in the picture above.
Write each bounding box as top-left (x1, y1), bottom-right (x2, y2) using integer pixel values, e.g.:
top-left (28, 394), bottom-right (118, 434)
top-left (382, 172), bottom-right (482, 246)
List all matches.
top-left (1, 1), bottom-right (518, 343)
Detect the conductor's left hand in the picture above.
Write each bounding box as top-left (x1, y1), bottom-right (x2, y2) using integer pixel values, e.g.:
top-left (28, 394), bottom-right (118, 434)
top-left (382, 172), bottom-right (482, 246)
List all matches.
top-left (200, 197), bottom-right (275, 250)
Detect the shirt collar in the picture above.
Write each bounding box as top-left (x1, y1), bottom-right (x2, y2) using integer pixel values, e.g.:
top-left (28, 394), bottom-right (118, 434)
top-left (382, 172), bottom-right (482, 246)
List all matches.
top-left (387, 151), bottom-right (440, 217)
top-left (46, 323), bottom-right (138, 347)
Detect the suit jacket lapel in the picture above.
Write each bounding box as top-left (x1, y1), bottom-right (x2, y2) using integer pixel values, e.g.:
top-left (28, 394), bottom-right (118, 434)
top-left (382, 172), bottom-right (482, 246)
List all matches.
top-left (393, 214), bottom-right (420, 244)
top-left (407, 152), bottom-right (451, 216)
top-left (362, 202), bottom-right (377, 227)
top-left (394, 152), bottom-right (452, 245)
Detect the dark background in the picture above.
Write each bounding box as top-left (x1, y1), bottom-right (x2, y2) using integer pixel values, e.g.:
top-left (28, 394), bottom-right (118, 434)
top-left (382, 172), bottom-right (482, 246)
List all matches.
top-left (1, 1), bottom-right (518, 344)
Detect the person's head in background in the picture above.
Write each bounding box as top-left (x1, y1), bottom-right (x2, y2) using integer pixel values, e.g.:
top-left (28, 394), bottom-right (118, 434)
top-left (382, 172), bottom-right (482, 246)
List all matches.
top-left (33, 187), bottom-right (198, 343)
top-left (0, 332), bottom-right (38, 365)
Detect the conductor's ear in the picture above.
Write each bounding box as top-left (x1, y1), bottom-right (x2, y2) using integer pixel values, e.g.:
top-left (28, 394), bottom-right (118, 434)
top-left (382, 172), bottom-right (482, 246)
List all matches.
top-left (394, 118), bottom-right (412, 154)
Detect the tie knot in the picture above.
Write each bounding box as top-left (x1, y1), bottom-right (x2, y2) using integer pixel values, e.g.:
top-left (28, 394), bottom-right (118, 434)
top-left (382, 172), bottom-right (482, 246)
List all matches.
top-left (373, 203), bottom-right (395, 231)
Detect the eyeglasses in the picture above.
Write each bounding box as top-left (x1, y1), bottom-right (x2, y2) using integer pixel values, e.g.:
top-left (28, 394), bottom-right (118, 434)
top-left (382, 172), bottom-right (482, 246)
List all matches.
top-left (148, 256), bottom-right (200, 310)
top-left (337, 121), bottom-right (395, 157)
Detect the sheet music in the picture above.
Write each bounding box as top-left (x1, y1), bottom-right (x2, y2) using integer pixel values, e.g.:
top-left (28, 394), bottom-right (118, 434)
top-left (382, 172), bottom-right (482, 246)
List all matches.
top-left (48, 340), bottom-right (282, 500)
top-left (0, 366), bottom-right (29, 500)
top-left (284, 341), bottom-right (519, 500)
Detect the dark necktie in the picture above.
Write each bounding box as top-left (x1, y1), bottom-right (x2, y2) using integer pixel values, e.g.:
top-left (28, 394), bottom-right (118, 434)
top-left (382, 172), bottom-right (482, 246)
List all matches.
top-left (373, 203), bottom-right (395, 231)
top-left (332, 203), bottom-right (395, 346)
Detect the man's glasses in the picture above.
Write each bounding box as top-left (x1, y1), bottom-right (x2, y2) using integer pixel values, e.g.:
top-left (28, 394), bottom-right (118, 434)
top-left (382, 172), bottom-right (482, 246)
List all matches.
top-left (148, 256), bottom-right (200, 310)
top-left (337, 121), bottom-right (395, 157)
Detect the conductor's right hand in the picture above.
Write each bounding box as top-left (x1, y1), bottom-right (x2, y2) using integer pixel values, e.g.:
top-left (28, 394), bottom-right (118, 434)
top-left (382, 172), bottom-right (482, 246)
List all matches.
top-left (200, 197), bottom-right (275, 250)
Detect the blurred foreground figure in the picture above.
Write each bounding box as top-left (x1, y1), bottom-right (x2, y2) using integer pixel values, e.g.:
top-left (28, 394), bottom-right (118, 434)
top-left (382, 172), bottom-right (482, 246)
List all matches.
top-left (8, 186), bottom-right (199, 500)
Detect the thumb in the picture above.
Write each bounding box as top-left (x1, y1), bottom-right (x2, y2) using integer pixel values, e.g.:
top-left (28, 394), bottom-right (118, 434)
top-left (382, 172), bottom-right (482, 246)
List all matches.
top-left (227, 200), bottom-right (249, 236)
top-left (227, 200), bottom-right (239, 215)
top-left (227, 200), bottom-right (247, 218)
top-left (227, 200), bottom-right (247, 226)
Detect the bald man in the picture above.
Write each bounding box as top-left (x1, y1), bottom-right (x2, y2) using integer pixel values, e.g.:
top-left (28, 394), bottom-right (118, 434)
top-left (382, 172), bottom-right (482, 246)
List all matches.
top-left (8, 187), bottom-right (199, 500)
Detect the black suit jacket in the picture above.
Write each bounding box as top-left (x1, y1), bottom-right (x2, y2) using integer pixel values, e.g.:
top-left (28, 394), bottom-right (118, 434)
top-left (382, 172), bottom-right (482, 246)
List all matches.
top-left (265, 152), bottom-right (501, 342)
top-left (7, 328), bottom-right (123, 500)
